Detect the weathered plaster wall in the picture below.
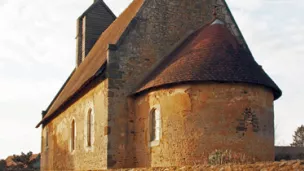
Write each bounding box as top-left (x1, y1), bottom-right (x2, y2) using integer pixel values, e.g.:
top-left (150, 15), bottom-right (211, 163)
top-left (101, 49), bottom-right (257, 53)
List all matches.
top-left (107, 0), bottom-right (248, 168)
top-left (133, 83), bottom-right (274, 167)
top-left (41, 80), bottom-right (108, 171)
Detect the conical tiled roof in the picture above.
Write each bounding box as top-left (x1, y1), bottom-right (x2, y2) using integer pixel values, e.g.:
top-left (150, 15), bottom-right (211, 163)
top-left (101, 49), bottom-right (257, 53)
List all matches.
top-left (136, 21), bottom-right (282, 100)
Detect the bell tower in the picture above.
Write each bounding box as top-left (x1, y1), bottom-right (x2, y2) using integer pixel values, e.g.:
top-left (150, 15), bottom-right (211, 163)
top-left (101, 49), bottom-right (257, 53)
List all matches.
top-left (76, 0), bottom-right (116, 66)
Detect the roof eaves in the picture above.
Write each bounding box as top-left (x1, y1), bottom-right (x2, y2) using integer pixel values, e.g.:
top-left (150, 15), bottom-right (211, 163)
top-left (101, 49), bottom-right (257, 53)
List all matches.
top-left (43, 69), bottom-right (75, 116)
top-left (37, 0), bottom-right (145, 128)
top-left (132, 22), bottom-right (282, 100)
top-left (134, 80), bottom-right (282, 100)
top-left (35, 65), bottom-right (106, 128)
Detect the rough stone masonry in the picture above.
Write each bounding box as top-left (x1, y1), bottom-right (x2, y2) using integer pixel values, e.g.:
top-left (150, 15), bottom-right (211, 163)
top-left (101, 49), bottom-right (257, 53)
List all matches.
top-left (38, 0), bottom-right (281, 170)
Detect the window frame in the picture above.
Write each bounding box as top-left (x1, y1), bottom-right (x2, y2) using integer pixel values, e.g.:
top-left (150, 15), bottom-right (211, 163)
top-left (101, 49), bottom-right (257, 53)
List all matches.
top-left (84, 106), bottom-right (95, 151)
top-left (45, 127), bottom-right (49, 150)
top-left (149, 104), bottom-right (161, 147)
top-left (70, 119), bottom-right (76, 153)
top-left (86, 108), bottom-right (93, 147)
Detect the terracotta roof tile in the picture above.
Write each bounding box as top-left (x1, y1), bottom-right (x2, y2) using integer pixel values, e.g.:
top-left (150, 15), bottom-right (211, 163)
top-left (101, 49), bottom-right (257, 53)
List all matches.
top-left (37, 0), bottom-right (144, 127)
top-left (136, 23), bottom-right (282, 100)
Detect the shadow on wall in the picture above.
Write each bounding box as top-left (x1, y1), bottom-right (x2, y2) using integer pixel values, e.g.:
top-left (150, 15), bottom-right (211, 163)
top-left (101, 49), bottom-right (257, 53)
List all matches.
top-left (42, 129), bottom-right (75, 170)
top-left (275, 146), bottom-right (304, 161)
top-left (53, 134), bottom-right (75, 170)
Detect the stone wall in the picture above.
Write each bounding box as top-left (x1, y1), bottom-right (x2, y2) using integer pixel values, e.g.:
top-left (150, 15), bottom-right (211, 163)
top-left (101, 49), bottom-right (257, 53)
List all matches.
top-left (275, 147), bottom-right (304, 161)
top-left (132, 83), bottom-right (274, 168)
top-left (107, 0), bottom-right (249, 168)
top-left (109, 160), bottom-right (304, 171)
top-left (41, 79), bottom-right (108, 171)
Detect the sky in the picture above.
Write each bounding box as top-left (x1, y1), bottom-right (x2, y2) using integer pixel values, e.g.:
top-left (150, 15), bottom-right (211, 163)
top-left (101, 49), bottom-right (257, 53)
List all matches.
top-left (0, 0), bottom-right (302, 159)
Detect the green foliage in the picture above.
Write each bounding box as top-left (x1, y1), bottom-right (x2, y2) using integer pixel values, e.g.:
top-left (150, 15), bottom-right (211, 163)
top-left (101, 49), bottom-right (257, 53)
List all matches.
top-left (291, 125), bottom-right (304, 147)
top-left (12, 151), bottom-right (33, 165)
top-left (1, 151), bottom-right (40, 171)
top-left (208, 149), bottom-right (256, 165)
top-left (208, 149), bottom-right (228, 165)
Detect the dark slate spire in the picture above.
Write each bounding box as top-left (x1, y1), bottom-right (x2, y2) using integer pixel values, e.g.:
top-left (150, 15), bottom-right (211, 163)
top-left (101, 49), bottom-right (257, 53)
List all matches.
top-left (76, 0), bottom-right (116, 67)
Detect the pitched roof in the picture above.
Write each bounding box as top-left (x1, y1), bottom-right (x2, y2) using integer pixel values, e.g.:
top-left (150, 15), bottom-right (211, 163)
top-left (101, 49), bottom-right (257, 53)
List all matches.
top-left (135, 21), bottom-right (282, 100)
top-left (79, 0), bottom-right (116, 20)
top-left (36, 0), bottom-right (144, 127)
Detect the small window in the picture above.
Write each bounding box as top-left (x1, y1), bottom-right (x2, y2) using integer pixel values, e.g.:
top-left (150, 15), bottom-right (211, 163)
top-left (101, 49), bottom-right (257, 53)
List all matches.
top-left (150, 107), bottom-right (161, 145)
top-left (45, 128), bottom-right (49, 149)
top-left (71, 120), bottom-right (76, 151)
top-left (87, 109), bottom-right (93, 147)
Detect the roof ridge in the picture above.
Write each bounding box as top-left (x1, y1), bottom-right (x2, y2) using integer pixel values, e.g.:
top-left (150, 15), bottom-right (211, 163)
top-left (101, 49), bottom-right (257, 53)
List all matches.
top-left (78, 0), bottom-right (116, 20)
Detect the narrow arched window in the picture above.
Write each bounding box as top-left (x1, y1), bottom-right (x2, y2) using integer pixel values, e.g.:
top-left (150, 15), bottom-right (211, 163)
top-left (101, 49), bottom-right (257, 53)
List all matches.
top-left (150, 107), bottom-right (161, 143)
top-left (71, 120), bottom-right (76, 151)
top-left (45, 128), bottom-right (49, 149)
top-left (87, 109), bottom-right (92, 147)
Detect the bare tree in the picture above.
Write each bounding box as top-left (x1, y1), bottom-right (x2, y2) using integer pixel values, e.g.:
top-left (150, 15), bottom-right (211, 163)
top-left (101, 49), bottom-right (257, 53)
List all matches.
top-left (291, 125), bottom-right (304, 147)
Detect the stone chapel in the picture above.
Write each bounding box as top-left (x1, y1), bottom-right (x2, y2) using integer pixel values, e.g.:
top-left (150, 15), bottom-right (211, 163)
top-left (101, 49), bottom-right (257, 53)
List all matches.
top-left (36, 0), bottom-right (282, 170)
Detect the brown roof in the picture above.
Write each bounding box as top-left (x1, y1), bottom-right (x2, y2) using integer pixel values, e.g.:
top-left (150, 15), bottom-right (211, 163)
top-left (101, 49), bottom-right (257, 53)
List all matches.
top-left (37, 0), bottom-right (144, 127)
top-left (136, 22), bottom-right (282, 100)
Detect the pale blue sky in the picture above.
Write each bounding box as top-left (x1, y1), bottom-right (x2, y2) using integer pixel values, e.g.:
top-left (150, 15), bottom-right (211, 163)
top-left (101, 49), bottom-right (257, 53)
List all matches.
top-left (0, 0), bottom-right (302, 159)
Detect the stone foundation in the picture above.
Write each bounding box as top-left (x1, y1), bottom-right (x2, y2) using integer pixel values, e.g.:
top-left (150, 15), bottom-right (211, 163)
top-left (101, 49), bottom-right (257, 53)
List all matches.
top-left (109, 160), bottom-right (304, 171)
